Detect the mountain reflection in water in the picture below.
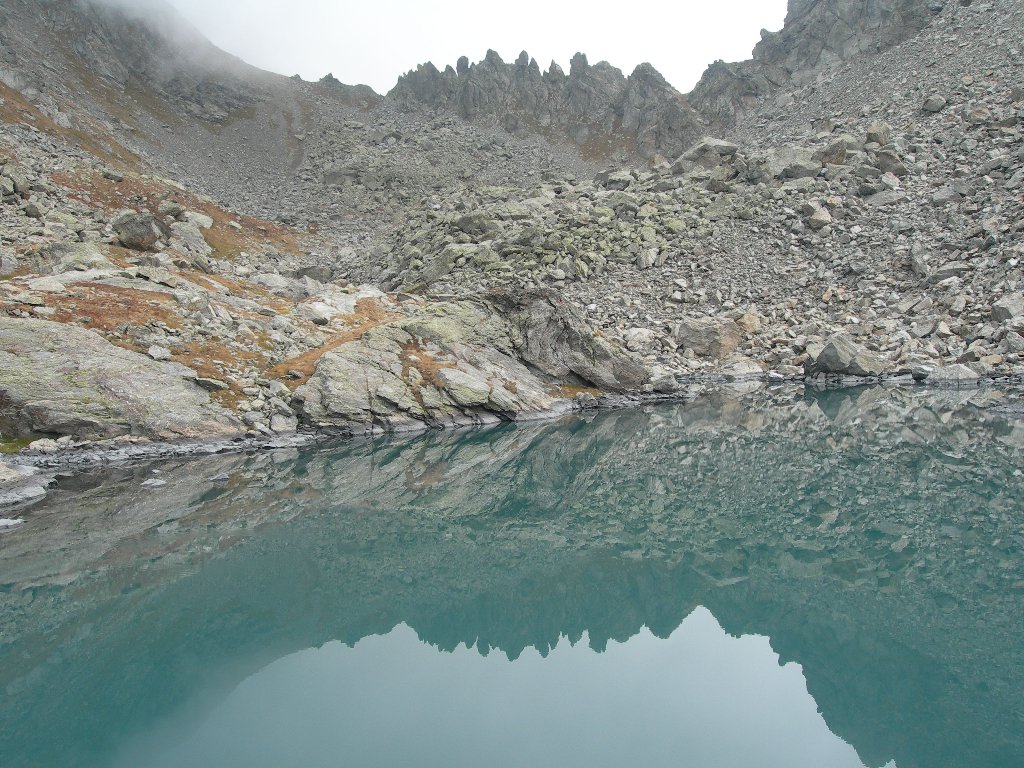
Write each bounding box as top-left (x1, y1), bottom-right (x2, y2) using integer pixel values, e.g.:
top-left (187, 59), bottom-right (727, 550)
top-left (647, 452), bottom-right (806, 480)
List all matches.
top-left (1, 385), bottom-right (1022, 767)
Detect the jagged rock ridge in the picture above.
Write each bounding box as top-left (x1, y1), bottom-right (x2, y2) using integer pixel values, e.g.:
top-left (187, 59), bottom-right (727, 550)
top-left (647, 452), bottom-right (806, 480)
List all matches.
top-left (390, 50), bottom-right (704, 160)
top-left (388, 1), bottom-right (951, 158)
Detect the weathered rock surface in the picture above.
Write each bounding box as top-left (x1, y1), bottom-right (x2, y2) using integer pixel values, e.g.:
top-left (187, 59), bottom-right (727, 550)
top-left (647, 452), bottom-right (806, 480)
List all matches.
top-left (805, 333), bottom-right (889, 377)
top-left (0, 318), bottom-right (244, 440)
top-left (294, 290), bottom-right (648, 432)
top-left (0, 459), bottom-right (54, 507)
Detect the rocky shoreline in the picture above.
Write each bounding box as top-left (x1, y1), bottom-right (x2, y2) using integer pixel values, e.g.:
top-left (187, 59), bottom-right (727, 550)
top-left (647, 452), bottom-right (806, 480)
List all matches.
top-left (4, 372), bottom-right (1021, 511)
top-left (2, 0), bottom-right (1023, 506)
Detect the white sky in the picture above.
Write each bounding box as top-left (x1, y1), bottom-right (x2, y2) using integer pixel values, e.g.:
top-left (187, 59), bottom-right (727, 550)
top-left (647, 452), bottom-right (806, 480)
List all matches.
top-left (165, 0), bottom-right (789, 94)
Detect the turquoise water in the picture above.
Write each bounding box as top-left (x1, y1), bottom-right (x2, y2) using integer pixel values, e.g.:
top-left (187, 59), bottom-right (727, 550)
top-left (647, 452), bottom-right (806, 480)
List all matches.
top-left (1, 387), bottom-right (1022, 767)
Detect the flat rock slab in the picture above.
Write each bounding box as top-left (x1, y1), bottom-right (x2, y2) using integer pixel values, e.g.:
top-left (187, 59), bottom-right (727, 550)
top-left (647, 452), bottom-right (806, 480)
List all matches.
top-left (0, 317), bottom-right (244, 441)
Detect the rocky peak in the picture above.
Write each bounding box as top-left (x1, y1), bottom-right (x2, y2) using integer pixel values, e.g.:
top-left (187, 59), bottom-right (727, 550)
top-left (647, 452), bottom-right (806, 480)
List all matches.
top-left (388, 49), bottom-right (704, 161)
top-left (690, 0), bottom-right (947, 126)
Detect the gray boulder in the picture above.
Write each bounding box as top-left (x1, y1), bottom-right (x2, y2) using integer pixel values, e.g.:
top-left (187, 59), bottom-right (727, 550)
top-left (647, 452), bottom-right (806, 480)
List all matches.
top-left (804, 333), bottom-right (889, 377)
top-left (920, 364), bottom-right (982, 386)
top-left (765, 146), bottom-right (820, 179)
top-left (670, 137), bottom-right (738, 173)
top-left (992, 294), bottom-right (1024, 322)
top-left (672, 318), bottom-right (741, 359)
top-left (112, 212), bottom-right (171, 251)
top-left (454, 212), bottom-right (502, 239)
top-left (865, 121), bottom-right (892, 146)
top-left (0, 247), bottom-right (18, 277)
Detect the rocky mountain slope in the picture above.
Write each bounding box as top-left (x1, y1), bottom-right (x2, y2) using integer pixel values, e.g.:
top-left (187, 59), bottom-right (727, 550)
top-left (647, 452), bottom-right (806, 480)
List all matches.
top-left (1, 0), bottom-right (1023, 477)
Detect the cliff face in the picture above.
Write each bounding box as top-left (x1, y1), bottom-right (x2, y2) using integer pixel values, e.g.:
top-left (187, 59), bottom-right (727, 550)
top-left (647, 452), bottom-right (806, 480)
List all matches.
top-left (690, 0), bottom-right (946, 127)
top-left (389, 50), bottom-right (705, 160)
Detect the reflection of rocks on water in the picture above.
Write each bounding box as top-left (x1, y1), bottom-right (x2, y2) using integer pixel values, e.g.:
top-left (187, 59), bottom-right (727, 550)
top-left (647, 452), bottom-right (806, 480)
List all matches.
top-left (1, 385), bottom-right (1023, 768)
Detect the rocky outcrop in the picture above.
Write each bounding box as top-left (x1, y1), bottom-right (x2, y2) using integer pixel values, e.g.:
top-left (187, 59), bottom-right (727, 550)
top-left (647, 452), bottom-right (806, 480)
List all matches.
top-left (0, 317), bottom-right (244, 441)
top-left (690, 0), bottom-right (945, 126)
top-left (389, 50), bottom-right (704, 160)
top-left (294, 289), bottom-right (649, 432)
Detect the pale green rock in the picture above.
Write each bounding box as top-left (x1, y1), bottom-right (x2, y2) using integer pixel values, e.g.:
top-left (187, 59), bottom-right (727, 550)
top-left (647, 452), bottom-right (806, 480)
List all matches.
top-left (0, 318), bottom-right (243, 440)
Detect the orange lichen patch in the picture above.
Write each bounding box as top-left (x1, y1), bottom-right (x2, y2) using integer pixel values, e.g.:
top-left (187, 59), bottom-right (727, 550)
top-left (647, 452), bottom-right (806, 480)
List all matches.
top-left (50, 168), bottom-right (307, 260)
top-left (265, 298), bottom-right (403, 385)
top-left (547, 383), bottom-right (602, 399)
top-left (40, 283), bottom-right (183, 333)
top-left (170, 340), bottom-right (267, 409)
top-left (264, 333), bottom-right (346, 384)
top-left (52, 169), bottom-right (168, 214)
top-left (0, 265), bottom-right (34, 280)
top-left (399, 339), bottom-right (458, 412)
top-left (201, 219), bottom-right (304, 262)
top-left (179, 272), bottom-right (294, 316)
top-left (400, 339), bottom-right (457, 389)
top-left (0, 82), bottom-right (139, 169)
top-left (99, 247), bottom-right (138, 269)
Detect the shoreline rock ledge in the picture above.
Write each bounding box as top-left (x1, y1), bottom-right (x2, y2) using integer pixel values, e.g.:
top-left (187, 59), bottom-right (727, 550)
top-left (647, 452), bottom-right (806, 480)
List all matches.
top-left (293, 289), bottom-right (650, 432)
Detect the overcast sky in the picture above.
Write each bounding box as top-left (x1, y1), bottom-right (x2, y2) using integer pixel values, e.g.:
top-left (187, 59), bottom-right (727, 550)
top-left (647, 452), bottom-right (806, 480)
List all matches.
top-left (164, 0), bottom-right (789, 94)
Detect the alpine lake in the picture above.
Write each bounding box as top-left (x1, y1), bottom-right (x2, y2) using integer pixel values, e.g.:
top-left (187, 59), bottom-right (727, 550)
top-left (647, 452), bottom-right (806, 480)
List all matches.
top-left (1, 385), bottom-right (1022, 768)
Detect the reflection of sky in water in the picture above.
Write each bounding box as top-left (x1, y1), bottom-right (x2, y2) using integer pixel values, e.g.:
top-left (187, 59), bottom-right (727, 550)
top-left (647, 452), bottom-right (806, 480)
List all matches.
top-left (111, 608), bottom-right (881, 768)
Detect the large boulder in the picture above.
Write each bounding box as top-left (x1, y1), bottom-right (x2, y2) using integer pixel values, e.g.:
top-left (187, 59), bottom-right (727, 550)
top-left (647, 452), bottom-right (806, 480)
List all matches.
top-left (804, 333), bottom-right (889, 377)
top-left (764, 146), bottom-right (821, 180)
top-left (992, 294), bottom-right (1024, 322)
top-left (916, 363), bottom-right (981, 386)
top-left (112, 212), bottom-right (171, 251)
top-left (0, 318), bottom-right (244, 441)
top-left (487, 290), bottom-right (650, 392)
top-left (670, 137), bottom-right (739, 174)
top-left (294, 289), bottom-right (649, 433)
top-left (454, 212), bottom-right (502, 239)
top-left (672, 318), bottom-right (741, 359)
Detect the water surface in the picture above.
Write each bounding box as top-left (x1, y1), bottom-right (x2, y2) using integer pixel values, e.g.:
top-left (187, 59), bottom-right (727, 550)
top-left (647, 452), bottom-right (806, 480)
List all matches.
top-left (1, 386), bottom-right (1022, 767)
